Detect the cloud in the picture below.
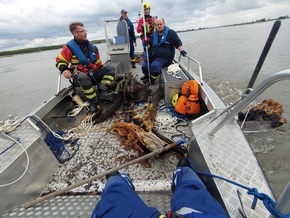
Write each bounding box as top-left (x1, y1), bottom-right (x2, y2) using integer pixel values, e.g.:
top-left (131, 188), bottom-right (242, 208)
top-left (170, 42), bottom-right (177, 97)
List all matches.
top-left (0, 0), bottom-right (289, 51)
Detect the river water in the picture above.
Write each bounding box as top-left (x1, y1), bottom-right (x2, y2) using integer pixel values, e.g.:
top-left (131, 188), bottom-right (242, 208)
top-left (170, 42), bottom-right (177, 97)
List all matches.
top-left (0, 19), bottom-right (289, 199)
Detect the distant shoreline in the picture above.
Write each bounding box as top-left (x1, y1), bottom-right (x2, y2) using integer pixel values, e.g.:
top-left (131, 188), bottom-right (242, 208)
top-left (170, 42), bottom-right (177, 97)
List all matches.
top-left (0, 16), bottom-right (288, 57)
top-left (0, 39), bottom-right (106, 57)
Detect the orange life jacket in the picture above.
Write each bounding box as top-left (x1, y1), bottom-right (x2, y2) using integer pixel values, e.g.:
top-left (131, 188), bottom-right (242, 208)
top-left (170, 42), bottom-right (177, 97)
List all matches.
top-left (174, 80), bottom-right (200, 115)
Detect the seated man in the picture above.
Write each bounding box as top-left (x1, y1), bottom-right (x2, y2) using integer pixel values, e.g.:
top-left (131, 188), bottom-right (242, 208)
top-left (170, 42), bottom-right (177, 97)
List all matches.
top-left (91, 158), bottom-right (228, 218)
top-left (141, 18), bottom-right (187, 83)
top-left (56, 22), bottom-right (115, 112)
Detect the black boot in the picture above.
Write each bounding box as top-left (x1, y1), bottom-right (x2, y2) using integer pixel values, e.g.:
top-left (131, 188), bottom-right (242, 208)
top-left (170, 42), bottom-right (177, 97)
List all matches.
top-left (99, 84), bottom-right (113, 101)
top-left (140, 74), bottom-right (149, 80)
top-left (131, 59), bottom-right (136, 68)
top-left (106, 169), bottom-right (120, 180)
top-left (89, 97), bottom-right (98, 113)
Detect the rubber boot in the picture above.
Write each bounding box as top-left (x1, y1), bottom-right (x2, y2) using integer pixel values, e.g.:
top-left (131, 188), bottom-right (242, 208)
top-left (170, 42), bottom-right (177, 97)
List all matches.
top-left (141, 74), bottom-right (149, 80)
top-left (131, 62), bottom-right (136, 68)
top-left (131, 59), bottom-right (136, 68)
top-left (89, 97), bottom-right (98, 113)
top-left (99, 84), bottom-right (113, 101)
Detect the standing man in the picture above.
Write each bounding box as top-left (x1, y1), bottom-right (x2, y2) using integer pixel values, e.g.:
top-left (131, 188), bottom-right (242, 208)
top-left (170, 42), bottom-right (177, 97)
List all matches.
top-left (137, 2), bottom-right (155, 47)
top-left (56, 22), bottom-right (115, 112)
top-left (118, 9), bottom-right (137, 68)
top-left (141, 18), bottom-right (187, 83)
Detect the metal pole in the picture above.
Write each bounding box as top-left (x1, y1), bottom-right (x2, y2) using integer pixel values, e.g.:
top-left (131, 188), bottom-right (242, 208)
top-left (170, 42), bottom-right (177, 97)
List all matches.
top-left (57, 72), bottom-right (61, 94)
top-left (269, 180), bottom-right (290, 217)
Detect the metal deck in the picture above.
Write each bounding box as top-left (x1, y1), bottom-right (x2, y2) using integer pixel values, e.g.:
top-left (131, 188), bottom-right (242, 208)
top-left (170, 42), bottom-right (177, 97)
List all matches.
top-left (1, 193), bottom-right (172, 218)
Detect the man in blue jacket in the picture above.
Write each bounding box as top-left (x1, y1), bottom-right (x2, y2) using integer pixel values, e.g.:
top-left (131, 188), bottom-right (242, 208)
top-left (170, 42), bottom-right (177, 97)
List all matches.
top-left (141, 18), bottom-right (187, 83)
top-left (118, 9), bottom-right (137, 68)
top-left (91, 158), bottom-right (228, 218)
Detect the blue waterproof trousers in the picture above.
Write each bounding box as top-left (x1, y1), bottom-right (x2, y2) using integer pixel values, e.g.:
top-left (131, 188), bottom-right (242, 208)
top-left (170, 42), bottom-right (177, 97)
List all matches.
top-left (91, 174), bottom-right (161, 218)
top-left (91, 167), bottom-right (228, 218)
top-left (141, 58), bottom-right (172, 78)
top-left (171, 167), bottom-right (228, 218)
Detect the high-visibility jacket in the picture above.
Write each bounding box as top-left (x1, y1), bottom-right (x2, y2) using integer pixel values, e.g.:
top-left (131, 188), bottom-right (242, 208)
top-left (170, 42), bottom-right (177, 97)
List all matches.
top-left (56, 39), bottom-right (103, 74)
top-left (137, 15), bottom-right (155, 42)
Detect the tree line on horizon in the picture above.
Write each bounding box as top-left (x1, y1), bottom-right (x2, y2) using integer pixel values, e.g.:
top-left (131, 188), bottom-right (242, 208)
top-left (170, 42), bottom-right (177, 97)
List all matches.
top-left (0, 15), bottom-right (289, 57)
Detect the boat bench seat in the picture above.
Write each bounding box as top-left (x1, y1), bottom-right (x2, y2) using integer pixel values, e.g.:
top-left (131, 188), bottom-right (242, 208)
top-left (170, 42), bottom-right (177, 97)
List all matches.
top-left (160, 67), bottom-right (189, 104)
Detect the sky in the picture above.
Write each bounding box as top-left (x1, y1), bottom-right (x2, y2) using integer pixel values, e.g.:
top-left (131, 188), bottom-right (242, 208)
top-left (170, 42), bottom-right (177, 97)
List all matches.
top-left (0, 0), bottom-right (290, 52)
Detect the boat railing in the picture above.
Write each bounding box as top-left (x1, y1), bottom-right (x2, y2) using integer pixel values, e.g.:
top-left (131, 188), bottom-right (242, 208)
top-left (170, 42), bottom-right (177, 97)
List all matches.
top-left (178, 54), bottom-right (204, 86)
top-left (209, 69), bottom-right (290, 136)
top-left (209, 69), bottom-right (290, 217)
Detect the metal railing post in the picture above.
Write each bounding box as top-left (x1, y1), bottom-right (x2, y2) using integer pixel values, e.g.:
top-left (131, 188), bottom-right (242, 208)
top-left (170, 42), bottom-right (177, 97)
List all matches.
top-left (57, 72), bottom-right (62, 94)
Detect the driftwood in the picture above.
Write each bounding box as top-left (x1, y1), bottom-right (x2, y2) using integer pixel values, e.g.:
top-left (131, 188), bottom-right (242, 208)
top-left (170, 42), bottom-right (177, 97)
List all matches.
top-left (120, 73), bottom-right (151, 122)
top-left (109, 120), bottom-right (166, 153)
top-left (238, 98), bottom-right (287, 128)
top-left (132, 86), bottom-right (164, 132)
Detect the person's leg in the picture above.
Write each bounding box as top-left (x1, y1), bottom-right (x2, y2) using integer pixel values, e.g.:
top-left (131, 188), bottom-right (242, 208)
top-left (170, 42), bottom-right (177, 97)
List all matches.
top-left (92, 66), bottom-right (116, 101)
top-left (91, 173), bottom-right (161, 218)
top-left (130, 41), bottom-right (136, 68)
top-left (92, 66), bottom-right (115, 84)
top-left (171, 163), bottom-right (228, 217)
top-left (141, 62), bottom-right (149, 80)
top-left (75, 73), bottom-right (98, 112)
top-left (148, 59), bottom-right (170, 83)
top-left (150, 60), bottom-right (163, 78)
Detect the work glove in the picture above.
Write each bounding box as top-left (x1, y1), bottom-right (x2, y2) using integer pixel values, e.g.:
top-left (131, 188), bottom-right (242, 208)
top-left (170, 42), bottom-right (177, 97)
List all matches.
top-left (144, 40), bottom-right (151, 48)
top-left (180, 50), bottom-right (187, 57)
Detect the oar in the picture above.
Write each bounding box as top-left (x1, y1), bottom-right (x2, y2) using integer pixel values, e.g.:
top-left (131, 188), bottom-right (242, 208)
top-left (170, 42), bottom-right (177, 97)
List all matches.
top-left (246, 20), bottom-right (281, 93)
top-left (23, 141), bottom-right (181, 209)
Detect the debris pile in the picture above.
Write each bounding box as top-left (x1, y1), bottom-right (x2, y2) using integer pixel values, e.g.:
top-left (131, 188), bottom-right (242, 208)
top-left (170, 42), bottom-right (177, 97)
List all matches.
top-left (238, 98), bottom-right (287, 128)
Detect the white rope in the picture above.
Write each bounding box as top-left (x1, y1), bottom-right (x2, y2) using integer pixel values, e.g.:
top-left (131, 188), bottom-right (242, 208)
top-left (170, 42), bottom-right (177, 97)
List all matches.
top-left (65, 113), bottom-right (95, 137)
top-left (33, 111), bottom-right (96, 141)
top-left (155, 114), bottom-right (179, 134)
top-left (67, 102), bottom-right (90, 117)
top-left (0, 116), bottom-right (20, 133)
top-left (167, 63), bottom-right (182, 79)
top-left (33, 114), bottom-right (77, 141)
top-left (0, 133), bottom-right (30, 187)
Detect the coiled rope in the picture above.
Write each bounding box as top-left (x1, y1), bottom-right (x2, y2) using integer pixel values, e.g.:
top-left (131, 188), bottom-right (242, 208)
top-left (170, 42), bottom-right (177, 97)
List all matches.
top-left (67, 101), bottom-right (90, 117)
top-left (156, 104), bottom-right (190, 143)
top-left (0, 115), bottom-right (20, 133)
top-left (155, 114), bottom-right (180, 134)
top-left (167, 63), bottom-right (182, 79)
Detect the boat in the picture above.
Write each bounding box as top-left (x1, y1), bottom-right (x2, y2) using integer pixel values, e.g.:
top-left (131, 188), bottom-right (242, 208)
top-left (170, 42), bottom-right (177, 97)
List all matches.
top-left (1, 19), bottom-right (289, 218)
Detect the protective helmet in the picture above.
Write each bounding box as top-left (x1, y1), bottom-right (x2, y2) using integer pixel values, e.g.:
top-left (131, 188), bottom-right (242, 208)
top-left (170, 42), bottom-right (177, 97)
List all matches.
top-left (144, 2), bottom-right (151, 10)
top-left (172, 93), bottom-right (180, 107)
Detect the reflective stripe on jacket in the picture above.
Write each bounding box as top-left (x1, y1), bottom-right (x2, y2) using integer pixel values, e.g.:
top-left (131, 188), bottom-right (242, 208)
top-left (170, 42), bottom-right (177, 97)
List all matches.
top-left (56, 40), bottom-right (102, 73)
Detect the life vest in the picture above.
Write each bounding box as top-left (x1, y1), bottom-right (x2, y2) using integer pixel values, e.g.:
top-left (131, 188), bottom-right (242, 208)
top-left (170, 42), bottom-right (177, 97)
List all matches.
top-left (172, 80), bottom-right (200, 115)
top-left (67, 40), bottom-right (97, 65)
top-left (152, 26), bottom-right (169, 47)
